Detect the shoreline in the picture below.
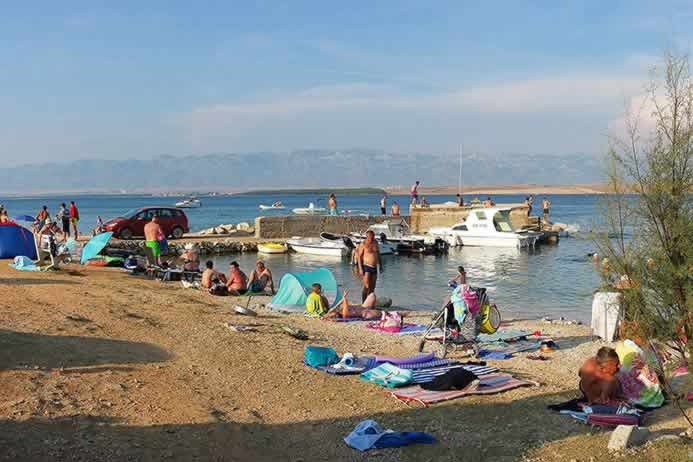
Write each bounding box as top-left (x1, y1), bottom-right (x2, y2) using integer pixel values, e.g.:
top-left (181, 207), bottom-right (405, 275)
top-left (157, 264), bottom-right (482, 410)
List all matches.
top-left (0, 263), bottom-right (689, 460)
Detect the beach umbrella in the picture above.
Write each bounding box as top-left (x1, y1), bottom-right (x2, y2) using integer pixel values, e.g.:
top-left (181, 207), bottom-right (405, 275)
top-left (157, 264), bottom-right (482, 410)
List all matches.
top-left (13, 215), bottom-right (35, 222)
top-left (80, 232), bottom-right (113, 264)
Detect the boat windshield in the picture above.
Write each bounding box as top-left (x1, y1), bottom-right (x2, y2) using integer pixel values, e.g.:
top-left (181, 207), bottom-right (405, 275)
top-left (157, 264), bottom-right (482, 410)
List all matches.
top-left (493, 211), bottom-right (515, 232)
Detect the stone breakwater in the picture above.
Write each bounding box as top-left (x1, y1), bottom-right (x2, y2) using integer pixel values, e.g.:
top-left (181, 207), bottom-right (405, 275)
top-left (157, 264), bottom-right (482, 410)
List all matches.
top-left (107, 238), bottom-right (266, 256)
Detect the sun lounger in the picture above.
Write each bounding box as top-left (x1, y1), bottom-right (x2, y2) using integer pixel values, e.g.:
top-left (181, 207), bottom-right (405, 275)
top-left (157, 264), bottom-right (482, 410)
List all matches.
top-left (388, 373), bottom-right (532, 406)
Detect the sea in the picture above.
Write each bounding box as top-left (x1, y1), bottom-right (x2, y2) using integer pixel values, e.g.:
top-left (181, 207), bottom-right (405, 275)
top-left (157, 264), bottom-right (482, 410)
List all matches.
top-left (1, 193), bottom-right (604, 322)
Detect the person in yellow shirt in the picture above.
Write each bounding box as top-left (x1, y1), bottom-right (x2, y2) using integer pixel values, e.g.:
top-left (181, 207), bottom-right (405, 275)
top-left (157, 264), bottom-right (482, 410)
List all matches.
top-left (306, 283), bottom-right (330, 316)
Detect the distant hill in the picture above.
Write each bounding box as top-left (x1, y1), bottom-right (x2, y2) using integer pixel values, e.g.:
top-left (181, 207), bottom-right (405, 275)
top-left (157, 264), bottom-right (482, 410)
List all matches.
top-left (0, 149), bottom-right (604, 194)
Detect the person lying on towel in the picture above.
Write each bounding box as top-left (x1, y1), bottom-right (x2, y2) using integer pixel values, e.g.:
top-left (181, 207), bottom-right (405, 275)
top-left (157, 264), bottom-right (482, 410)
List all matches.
top-left (324, 289), bottom-right (382, 320)
top-left (579, 347), bottom-right (622, 404)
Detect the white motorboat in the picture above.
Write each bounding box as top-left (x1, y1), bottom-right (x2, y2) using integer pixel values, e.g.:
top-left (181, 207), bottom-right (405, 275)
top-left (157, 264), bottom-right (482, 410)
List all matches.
top-left (259, 202), bottom-right (286, 210)
top-left (292, 203), bottom-right (326, 215)
top-left (286, 237), bottom-right (349, 257)
top-left (352, 219), bottom-right (448, 254)
top-left (175, 198), bottom-right (202, 208)
top-left (430, 207), bottom-right (542, 248)
top-left (337, 232), bottom-right (397, 255)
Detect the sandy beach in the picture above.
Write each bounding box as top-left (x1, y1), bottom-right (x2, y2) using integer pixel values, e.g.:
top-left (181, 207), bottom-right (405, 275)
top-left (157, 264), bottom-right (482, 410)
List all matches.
top-left (0, 264), bottom-right (689, 461)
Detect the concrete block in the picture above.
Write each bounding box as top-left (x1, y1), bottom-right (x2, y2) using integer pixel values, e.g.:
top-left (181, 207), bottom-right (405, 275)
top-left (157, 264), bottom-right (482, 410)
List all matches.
top-left (608, 425), bottom-right (651, 452)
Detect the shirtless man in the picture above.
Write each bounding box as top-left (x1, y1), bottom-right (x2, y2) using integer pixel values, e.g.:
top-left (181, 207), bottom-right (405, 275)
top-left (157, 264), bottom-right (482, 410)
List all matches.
top-left (247, 260), bottom-right (275, 294)
top-left (579, 347), bottom-right (621, 404)
top-left (542, 197), bottom-right (551, 223)
top-left (201, 260), bottom-right (226, 289)
top-left (226, 261), bottom-right (248, 295)
top-left (391, 202), bottom-right (400, 216)
top-left (144, 215), bottom-right (163, 265)
top-left (356, 230), bottom-right (382, 302)
top-left (180, 243), bottom-right (200, 272)
top-left (328, 193), bottom-right (338, 216)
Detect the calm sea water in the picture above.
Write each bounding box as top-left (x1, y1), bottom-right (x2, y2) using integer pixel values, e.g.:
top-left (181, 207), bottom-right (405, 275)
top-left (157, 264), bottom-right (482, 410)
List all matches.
top-left (0, 193), bottom-right (603, 321)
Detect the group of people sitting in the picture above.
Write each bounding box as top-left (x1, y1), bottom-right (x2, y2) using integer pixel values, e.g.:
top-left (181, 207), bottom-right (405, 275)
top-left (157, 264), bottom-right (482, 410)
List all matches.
top-left (201, 259), bottom-right (275, 296)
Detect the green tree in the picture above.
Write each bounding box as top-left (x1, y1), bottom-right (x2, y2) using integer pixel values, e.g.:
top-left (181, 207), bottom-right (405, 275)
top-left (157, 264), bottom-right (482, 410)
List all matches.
top-left (596, 51), bottom-right (692, 368)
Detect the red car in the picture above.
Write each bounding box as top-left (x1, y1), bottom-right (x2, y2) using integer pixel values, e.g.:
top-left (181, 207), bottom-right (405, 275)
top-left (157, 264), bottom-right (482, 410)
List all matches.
top-left (103, 207), bottom-right (189, 240)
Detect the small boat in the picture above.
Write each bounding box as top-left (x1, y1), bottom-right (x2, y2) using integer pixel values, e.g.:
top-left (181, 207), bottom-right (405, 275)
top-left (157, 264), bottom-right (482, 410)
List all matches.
top-left (175, 198), bottom-right (202, 208)
top-left (257, 242), bottom-right (288, 254)
top-left (292, 203), bottom-right (326, 215)
top-left (430, 207), bottom-right (542, 248)
top-left (351, 219), bottom-right (446, 254)
top-left (342, 233), bottom-right (397, 255)
top-left (286, 237), bottom-right (349, 257)
top-left (259, 202), bottom-right (286, 210)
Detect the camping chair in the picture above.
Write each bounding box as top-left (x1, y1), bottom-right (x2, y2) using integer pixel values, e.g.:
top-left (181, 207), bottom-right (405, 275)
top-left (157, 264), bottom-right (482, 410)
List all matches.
top-left (143, 246), bottom-right (162, 279)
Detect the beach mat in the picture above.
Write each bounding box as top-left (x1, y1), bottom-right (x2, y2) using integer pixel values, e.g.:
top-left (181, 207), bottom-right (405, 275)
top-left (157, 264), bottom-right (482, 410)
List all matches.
top-left (478, 341), bottom-right (542, 357)
top-left (388, 373), bottom-right (532, 405)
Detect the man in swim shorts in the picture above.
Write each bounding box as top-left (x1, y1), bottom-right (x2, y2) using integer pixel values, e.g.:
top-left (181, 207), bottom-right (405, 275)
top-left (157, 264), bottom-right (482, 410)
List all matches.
top-left (69, 201), bottom-right (80, 238)
top-left (226, 261), bottom-right (248, 295)
top-left (356, 230), bottom-right (382, 302)
top-left (144, 215), bottom-right (163, 265)
top-left (247, 260), bottom-right (275, 294)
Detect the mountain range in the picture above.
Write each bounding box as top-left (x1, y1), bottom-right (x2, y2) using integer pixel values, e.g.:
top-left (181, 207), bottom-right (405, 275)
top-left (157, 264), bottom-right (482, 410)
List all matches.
top-left (0, 149), bottom-right (604, 194)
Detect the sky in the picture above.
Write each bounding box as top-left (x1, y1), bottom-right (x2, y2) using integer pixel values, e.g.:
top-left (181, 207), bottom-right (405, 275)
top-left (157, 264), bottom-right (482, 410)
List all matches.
top-left (1, 1), bottom-right (692, 166)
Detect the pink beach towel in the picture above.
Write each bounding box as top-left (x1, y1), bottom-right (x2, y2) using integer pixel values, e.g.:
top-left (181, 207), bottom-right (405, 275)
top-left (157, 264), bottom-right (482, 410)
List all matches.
top-left (387, 373), bottom-right (532, 406)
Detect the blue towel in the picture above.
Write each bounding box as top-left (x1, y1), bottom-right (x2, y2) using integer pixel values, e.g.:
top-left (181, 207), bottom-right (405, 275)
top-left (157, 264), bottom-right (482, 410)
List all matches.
top-left (344, 420), bottom-right (436, 451)
top-left (478, 350), bottom-right (512, 360)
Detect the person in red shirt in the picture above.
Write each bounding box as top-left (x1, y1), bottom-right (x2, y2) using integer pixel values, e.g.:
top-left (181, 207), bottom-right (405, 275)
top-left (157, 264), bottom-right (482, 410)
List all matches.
top-left (226, 261), bottom-right (248, 296)
top-left (69, 201), bottom-right (80, 238)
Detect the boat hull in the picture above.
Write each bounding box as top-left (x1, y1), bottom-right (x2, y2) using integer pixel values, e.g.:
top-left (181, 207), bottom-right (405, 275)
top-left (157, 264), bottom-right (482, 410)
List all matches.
top-left (287, 238), bottom-right (348, 256)
top-left (292, 208), bottom-right (326, 215)
top-left (257, 244), bottom-right (288, 254)
top-left (259, 205), bottom-right (286, 210)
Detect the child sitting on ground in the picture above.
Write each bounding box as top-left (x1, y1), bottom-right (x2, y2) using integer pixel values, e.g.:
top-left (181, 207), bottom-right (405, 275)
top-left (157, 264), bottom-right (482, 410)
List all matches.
top-left (306, 283), bottom-right (331, 317)
top-left (579, 346), bottom-right (622, 404)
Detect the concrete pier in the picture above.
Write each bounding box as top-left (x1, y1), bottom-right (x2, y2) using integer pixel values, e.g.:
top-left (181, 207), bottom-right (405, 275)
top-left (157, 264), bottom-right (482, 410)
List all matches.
top-left (253, 215), bottom-right (408, 239)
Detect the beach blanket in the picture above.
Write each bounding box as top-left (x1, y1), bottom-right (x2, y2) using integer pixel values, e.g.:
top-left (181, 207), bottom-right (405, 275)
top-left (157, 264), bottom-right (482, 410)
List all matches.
top-left (374, 352), bottom-right (435, 366)
top-left (322, 317), bottom-right (370, 322)
top-left (478, 341), bottom-right (542, 359)
top-left (388, 373), bottom-right (532, 405)
top-left (397, 359), bottom-right (454, 370)
top-left (616, 340), bottom-right (665, 408)
top-left (361, 363), bottom-right (413, 388)
top-left (9, 255), bottom-right (40, 272)
top-left (410, 364), bottom-right (499, 384)
top-left (367, 322), bottom-right (417, 333)
top-left (477, 330), bottom-right (530, 343)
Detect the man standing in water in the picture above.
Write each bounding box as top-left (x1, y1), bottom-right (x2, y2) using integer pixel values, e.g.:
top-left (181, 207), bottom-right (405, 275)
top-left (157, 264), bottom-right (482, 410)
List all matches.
top-left (542, 197), bottom-right (552, 224)
top-left (144, 214), bottom-right (163, 265)
top-left (357, 230), bottom-right (382, 302)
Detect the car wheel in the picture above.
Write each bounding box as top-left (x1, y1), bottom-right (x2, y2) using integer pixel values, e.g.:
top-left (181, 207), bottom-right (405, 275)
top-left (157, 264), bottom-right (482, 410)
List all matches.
top-left (171, 226), bottom-right (184, 239)
top-left (119, 228), bottom-right (133, 240)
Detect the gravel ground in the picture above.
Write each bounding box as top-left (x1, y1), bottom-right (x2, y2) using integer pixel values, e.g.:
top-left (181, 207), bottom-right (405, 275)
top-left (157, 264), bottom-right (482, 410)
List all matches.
top-left (0, 263), bottom-right (689, 461)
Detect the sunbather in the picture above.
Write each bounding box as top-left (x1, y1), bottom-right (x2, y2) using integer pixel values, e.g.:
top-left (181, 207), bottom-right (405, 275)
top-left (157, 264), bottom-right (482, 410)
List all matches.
top-left (324, 289), bottom-right (382, 320)
top-left (226, 261), bottom-right (248, 295)
top-left (201, 260), bottom-right (226, 289)
top-left (247, 260), bottom-right (274, 294)
top-left (305, 283), bottom-right (331, 316)
top-left (579, 347), bottom-right (622, 404)
top-left (180, 243), bottom-right (200, 272)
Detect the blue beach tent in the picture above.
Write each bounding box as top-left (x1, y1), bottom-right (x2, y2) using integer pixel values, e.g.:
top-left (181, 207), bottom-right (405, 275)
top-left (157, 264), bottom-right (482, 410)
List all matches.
top-left (0, 223), bottom-right (37, 259)
top-left (268, 268), bottom-right (342, 312)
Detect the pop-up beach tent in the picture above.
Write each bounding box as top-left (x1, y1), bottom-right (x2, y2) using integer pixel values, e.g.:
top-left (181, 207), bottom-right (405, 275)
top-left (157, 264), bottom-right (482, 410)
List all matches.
top-left (0, 222), bottom-right (37, 259)
top-left (268, 268), bottom-right (341, 312)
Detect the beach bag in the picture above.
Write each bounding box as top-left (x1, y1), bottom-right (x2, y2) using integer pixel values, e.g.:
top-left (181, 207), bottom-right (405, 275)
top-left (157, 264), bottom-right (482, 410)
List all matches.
top-left (304, 345), bottom-right (339, 368)
top-left (616, 340), bottom-right (664, 408)
top-left (462, 286), bottom-right (481, 316)
top-left (376, 311), bottom-right (403, 333)
top-left (478, 304), bottom-right (501, 334)
top-left (208, 279), bottom-right (228, 296)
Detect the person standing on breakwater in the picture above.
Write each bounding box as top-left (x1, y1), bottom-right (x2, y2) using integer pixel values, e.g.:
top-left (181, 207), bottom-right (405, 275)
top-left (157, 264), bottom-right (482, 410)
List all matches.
top-left (391, 201), bottom-right (400, 216)
top-left (456, 193), bottom-right (464, 207)
top-left (380, 194), bottom-right (387, 215)
top-left (524, 197), bottom-right (533, 216)
top-left (69, 201), bottom-right (80, 238)
top-left (356, 230), bottom-right (382, 302)
top-left (328, 193), bottom-right (338, 216)
top-left (410, 180), bottom-right (420, 204)
top-left (542, 197), bottom-right (551, 223)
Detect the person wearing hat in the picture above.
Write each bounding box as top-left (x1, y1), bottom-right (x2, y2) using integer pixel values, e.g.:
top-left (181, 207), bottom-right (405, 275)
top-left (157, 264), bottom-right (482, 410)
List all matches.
top-left (180, 243), bottom-right (200, 272)
top-left (36, 216), bottom-right (64, 252)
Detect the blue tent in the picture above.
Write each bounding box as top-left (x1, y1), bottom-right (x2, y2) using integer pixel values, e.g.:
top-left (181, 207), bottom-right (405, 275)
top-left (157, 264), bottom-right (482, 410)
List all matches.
top-left (268, 268), bottom-right (341, 312)
top-left (0, 223), bottom-right (37, 259)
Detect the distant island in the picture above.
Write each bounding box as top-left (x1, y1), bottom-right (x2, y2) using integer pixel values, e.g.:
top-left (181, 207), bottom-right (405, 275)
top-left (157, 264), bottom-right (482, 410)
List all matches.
top-left (233, 187), bottom-right (386, 196)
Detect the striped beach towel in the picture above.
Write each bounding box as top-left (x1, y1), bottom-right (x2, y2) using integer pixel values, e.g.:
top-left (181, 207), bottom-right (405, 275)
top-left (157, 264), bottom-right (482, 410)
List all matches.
top-left (388, 373), bottom-right (531, 406)
top-left (410, 364), bottom-right (498, 384)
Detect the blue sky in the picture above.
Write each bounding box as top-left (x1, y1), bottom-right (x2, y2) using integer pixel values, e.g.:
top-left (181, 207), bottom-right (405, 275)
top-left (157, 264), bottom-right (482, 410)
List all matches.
top-left (1, 1), bottom-right (691, 165)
